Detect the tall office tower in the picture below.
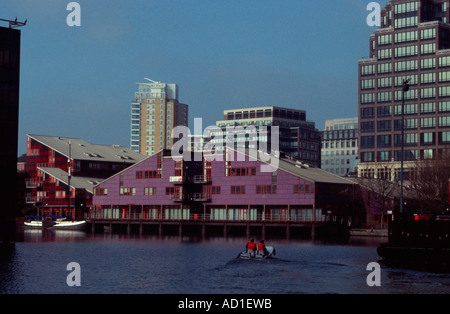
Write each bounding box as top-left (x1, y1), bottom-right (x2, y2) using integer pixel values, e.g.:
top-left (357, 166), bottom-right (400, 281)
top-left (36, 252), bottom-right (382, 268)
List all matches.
top-left (214, 106), bottom-right (321, 167)
top-left (358, 0), bottom-right (450, 179)
top-left (130, 79), bottom-right (188, 156)
top-left (321, 118), bottom-right (359, 176)
top-left (0, 23), bottom-right (21, 242)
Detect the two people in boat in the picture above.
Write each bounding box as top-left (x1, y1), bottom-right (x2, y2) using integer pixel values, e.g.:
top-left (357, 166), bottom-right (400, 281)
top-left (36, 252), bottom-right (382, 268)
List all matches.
top-left (246, 238), bottom-right (269, 257)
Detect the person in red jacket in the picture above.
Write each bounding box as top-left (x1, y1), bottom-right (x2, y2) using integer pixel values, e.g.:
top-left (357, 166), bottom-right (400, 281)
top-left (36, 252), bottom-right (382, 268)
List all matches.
top-left (257, 240), bottom-right (269, 257)
top-left (246, 238), bottom-right (256, 253)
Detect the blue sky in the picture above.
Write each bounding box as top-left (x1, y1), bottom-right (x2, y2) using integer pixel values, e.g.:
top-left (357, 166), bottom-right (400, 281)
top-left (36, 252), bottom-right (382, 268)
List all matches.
top-left (2, 0), bottom-right (389, 155)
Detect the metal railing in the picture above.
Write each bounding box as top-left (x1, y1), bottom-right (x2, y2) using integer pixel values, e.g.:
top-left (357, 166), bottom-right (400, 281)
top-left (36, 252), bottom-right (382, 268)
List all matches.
top-left (88, 212), bottom-right (326, 223)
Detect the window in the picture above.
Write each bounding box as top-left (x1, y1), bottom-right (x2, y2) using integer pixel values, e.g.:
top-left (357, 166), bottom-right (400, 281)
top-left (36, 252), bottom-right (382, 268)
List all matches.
top-left (421, 87), bottom-right (436, 99)
top-left (377, 63), bottom-right (392, 74)
top-left (378, 48), bottom-right (392, 60)
top-left (421, 43), bottom-right (436, 55)
top-left (421, 73), bottom-right (436, 84)
top-left (421, 102), bottom-right (436, 114)
top-left (395, 60), bottom-right (418, 72)
top-left (439, 101), bottom-right (450, 112)
top-left (421, 58), bottom-right (435, 70)
top-left (120, 187), bottom-right (136, 196)
top-left (94, 188), bottom-right (108, 196)
top-left (361, 64), bottom-right (375, 76)
top-left (421, 28), bottom-right (436, 40)
top-left (361, 79), bottom-right (375, 90)
top-left (377, 120), bottom-right (392, 132)
top-left (377, 77), bottom-right (392, 88)
top-left (439, 116), bottom-right (450, 128)
top-left (361, 107), bottom-right (375, 119)
top-left (378, 151), bottom-right (391, 162)
top-left (144, 187), bottom-right (156, 195)
top-left (421, 117), bottom-right (436, 128)
top-left (394, 103), bottom-right (417, 115)
top-left (256, 185), bottom-right (277, 194)
top-left (228, 167), bottom-right (256, 177)
top-left (231, 186), bottom-right (246, 195)
top-left (377, 135), bottom-right (391, 147)
top-left (136, 170), bottom-right (161, 179)
top-left (395, 30), bottom-right (417, 43)
top-left (395, 45), bottom-right (417, 58)
top-left (294, 184), bottom-right (314, 194)
top-left (440, 86), bottom-right (450, 97)
top-left (378, 91), bottom-right (392, 102)
top-left (203, 186), bottom-right (221, 196)
top-left (439, 56), bottom-right (450, 67)
top-left (361, 136), bottom-right (375, 148)
top-left (361, 93), bottom-right (375, 104)
top-left (440, 131), bottom-right (450, 143)
top-left (439, 71), bottom-right (450, 82)
top-left (361, 152), bottom-right (374, 162)
top-left (421, 132), bottom-right (435, 145)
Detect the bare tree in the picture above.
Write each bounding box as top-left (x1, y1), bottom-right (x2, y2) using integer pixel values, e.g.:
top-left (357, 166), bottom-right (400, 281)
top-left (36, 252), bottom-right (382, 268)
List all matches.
top-left (358, 162), bottom-right (398, 229)
top-left (407, 153), bottom-right (450, 214)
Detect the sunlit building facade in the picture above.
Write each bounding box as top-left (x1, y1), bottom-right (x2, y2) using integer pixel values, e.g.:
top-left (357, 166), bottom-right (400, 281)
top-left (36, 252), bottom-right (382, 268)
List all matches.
top-left (130, 79), bottom-right (188, 156)
top-left (358, 0), bottom-right (450, 179)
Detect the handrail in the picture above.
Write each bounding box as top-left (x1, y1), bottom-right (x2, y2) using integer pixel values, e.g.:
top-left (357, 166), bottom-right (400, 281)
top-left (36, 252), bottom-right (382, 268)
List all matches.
top-left (87, 212), bottom-right (326, 223)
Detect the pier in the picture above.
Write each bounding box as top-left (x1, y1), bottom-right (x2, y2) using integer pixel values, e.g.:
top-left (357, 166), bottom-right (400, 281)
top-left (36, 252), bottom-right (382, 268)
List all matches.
top-left (87, 214), bottom-right (337, 239)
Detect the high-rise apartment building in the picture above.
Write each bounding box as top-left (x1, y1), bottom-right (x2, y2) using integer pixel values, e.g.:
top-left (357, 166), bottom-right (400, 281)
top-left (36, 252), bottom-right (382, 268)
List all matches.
top-left (321, 118), bottom-right (359, 176)
top-left (214, 106), bottom-right (321, 167)
top-left (130, 79), bottom-right (188, 156)
top-left (358, 0), bottom-right (450, 178)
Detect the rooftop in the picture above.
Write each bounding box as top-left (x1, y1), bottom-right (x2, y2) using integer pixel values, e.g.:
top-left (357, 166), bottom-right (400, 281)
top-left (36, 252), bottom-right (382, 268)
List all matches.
top-left (28, 134), bottom-right (146, 163)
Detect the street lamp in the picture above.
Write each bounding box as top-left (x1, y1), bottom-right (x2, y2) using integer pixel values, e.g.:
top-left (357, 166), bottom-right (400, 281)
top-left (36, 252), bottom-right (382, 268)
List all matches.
top-left (400, 78), bottom-right (410, 215)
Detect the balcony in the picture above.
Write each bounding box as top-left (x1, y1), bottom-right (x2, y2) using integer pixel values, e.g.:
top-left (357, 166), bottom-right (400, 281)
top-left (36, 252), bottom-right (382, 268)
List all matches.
top-left (192, 175), bottom-right (211, 184)
top-left (169, 176), bottom-right (185, 184)
top-left (192, 193), bottom-right (211, 202)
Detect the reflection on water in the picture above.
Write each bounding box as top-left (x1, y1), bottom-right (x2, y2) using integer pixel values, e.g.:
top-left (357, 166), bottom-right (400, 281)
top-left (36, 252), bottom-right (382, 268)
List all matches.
top-left (0, 229), bottom-right (449, 294)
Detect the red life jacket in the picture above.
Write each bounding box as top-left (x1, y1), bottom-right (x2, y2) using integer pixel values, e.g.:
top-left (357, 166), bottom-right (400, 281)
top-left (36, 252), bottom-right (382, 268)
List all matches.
top-left (258, 243), bottom-right (265, 251)
top-left (247, 242), bottom-right (256, 250)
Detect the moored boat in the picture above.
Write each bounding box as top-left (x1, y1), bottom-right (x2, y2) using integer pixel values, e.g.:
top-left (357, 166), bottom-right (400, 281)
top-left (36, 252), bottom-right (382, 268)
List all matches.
top-left (24, 215), bottom-right (87, 230)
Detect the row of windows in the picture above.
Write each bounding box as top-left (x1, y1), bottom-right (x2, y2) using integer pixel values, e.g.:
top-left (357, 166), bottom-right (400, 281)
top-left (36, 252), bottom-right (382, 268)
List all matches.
top-left (136, 170), bottom-right (162, 179)
top-left (360, 132), bottom-right (450, 150)
top-left (362, 56), bottom-right (450, 77)
top-left (360, 146), bottom-right (446, 163)
top-left (361, 116), bottom-right (450, 133)
top-left (361, 87), bottom-right (450, 104)
top-left (226, 167), bottom-right (256, 177)
top-left (361, 102), bottom-right (450, 119)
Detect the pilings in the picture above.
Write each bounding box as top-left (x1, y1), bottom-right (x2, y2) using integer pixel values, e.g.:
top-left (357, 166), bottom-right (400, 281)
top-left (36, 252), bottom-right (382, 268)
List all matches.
top-left (88, 220), bottom-right (323, 239)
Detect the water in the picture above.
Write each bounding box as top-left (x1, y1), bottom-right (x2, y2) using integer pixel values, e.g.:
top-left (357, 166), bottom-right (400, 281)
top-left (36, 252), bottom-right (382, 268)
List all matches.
top-left (1, 229), bottom-right (449, 294)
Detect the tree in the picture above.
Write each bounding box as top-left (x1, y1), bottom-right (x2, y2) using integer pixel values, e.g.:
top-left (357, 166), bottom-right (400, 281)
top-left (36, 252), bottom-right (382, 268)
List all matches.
top-left (407, 153), bottom-right (450, 214)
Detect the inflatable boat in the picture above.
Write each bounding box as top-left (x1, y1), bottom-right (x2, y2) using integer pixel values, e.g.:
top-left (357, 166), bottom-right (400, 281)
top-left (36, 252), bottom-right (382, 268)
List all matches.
top-left (239, 246), bottom-right (276, 260)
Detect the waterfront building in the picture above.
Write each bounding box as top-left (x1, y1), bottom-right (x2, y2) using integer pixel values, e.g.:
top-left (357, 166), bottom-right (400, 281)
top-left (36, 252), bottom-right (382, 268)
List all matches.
top-left (358, 0), bottom-right (450, 179)
top-left (24, 134), bottom-right (145, 219)
top-left (0, 23), bottom-right (21, 241)
top-left (321, 118), bottom-right (359, 176)
top-left (214, 106), bottom-right (321, 167)
top-left (130, 78), bottom-right (188, 156)
top-left (91, 148), bottom-right (359, 228)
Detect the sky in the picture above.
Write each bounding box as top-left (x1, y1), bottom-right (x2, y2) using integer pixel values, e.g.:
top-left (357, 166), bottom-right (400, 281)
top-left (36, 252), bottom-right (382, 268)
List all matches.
top-left (2, 0), bottom-right (390, 155)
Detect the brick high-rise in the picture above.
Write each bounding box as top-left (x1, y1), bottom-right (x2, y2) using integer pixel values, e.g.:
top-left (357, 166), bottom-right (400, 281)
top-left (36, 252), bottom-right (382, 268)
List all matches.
top-left (358, 0), bottom-right (450, 179)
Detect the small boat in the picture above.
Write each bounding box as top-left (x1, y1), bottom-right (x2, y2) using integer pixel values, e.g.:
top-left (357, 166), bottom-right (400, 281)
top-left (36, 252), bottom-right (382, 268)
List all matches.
top-left (239, 246), bottom-right (276, 260)
top-left (24, 215), bottom-right (87, 230)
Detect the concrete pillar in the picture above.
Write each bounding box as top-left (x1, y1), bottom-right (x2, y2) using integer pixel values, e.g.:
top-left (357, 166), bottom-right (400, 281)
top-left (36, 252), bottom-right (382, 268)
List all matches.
top-left (159, 222), bottom-right (163, 237)
top-left (286, 224), bottom-right (290, 240)
top-left (223, 223), bottom-right (228, 238)
top-left (178, 223), bottom-right (182, 237)
top-left (139, 222), bottom-right (143, 236)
